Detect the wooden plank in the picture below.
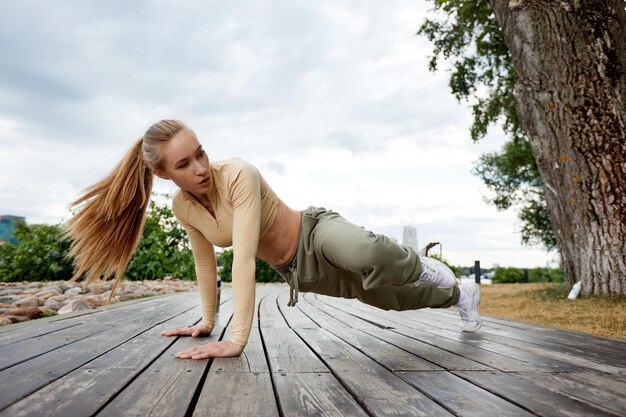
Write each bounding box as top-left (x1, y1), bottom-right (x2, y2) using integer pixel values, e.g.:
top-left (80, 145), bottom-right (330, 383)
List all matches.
top-left (399, 371), bottom-right (536, 417)
top-left (297, 294), bottom-right (381, 331)
top-left (454, 371), bottom-right (616, 417)
top-left (0, 293), bottom-right (200, 372)
top-left (295, 295), bottom-right (443, 371)
top-left (391, 317), bottom-right (577, 372)
top-left (276, 291), bottom-right (319, 328)
top-left (295, 328), bottom-right (454, 417)
top-left (0, 306), bottom-right (204, 417)
top-left (516, 371), bottom-right (626, 416)
top-left (359, 328), bottom-right (493, 371)
top-left (425, 307), bottom-right (626, 362)
top-left (194, 372), bottom-right (279, 417)
top-left (260, 328), bottom-right (328, 373)
top-left (273, 372), bottom-right (369, 417)
top-left (396, 308), bottom-right (626, 372)
top-left (258, 292), bottom-right (289, 328)
top-left (292, 295), bottom-right (351, 331)
top-left (315, 295), bottom-right (538, 372)
top-left (0, 321), bottom-right (83, 348)
top-left (0, 293), bottom-right (192, 347)
top-left (0, 323), bottom-right (110, 371)
top-left (96, 326), bottom-right (226, 417)
top-left (0, 296), bottom-right (200, 411)
top-left (388, 326), bottom-right (536, 372)
top-left (321, 295), bottom-right (578, 372)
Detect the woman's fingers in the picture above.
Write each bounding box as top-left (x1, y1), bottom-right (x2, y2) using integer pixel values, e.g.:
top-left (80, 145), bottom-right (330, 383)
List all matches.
top-left (161, 327), bottom-right (193, 337)
top-left (162, 325), bottom-right (212, 338)
top-left (175, 341), bottom-right (243, 359)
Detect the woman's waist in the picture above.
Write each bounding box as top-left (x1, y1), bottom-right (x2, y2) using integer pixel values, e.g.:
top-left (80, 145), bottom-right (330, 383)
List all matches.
top-left (257, 203), bottom-right (302, 267)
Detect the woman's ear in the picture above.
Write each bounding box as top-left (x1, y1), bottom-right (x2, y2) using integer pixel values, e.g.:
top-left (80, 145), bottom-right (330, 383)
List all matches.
top-left (153, 168), bottom-right (170, 180)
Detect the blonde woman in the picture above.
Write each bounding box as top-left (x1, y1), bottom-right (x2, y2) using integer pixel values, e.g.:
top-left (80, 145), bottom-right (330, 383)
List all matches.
top-left (65, 120), bottom-right (481, 360)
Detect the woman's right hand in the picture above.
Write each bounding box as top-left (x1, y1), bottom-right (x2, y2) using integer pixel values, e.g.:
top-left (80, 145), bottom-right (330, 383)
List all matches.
top-left (162, 324), bottom-right (212, 338)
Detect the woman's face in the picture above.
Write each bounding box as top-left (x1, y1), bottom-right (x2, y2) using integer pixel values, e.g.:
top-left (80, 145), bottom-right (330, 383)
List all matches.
top-left (155, 128), bottom-right (212, 196)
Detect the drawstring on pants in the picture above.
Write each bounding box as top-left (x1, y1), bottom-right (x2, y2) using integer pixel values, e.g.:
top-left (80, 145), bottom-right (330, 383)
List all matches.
top-left (287, 265), bottom-right (299, 306)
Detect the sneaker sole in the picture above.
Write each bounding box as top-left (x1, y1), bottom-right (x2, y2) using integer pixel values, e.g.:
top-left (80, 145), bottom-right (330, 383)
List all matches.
top-left (461, 283), bottom-right (482, 333)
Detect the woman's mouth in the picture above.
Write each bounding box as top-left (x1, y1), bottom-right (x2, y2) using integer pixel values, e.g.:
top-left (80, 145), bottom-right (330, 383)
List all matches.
top-left (199, 177), bottom-right (210, 186)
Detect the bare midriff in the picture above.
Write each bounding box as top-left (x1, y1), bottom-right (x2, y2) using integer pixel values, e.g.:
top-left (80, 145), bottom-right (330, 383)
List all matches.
top-left (257, 201), bottom-right (301, 267)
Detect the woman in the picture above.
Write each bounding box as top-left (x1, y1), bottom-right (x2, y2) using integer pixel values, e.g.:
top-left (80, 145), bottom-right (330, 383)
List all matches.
top-left (65, 120), bottom-right (481, 360)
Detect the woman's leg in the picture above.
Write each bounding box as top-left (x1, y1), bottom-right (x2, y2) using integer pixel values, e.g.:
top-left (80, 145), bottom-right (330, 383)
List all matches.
top-left (306, 210), bottom-right (461, 309)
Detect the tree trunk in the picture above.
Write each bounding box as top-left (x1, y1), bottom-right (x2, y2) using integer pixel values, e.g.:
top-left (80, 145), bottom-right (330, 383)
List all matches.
top-left (488, 0), bottom-right (626, 296)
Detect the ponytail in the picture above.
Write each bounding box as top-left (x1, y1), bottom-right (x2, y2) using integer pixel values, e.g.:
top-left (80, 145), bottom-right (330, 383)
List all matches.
top-left (64, 137), bottom-right (153, 300)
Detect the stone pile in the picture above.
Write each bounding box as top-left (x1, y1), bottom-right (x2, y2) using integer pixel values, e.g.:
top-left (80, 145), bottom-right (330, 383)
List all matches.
top-left (0, 277), bottom-right (198, 326)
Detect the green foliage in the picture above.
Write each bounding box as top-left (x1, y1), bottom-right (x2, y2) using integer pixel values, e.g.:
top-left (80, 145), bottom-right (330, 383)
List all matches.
top-left (216, 249), bottom-right (283, 283)
top-left (419, 0), bottom-right (555, 249)
top-left (0, 196), bottom-right (196, 282)
top-left (125, 198), bottom-right (196, 280)
top-left (0, 221), bottom-right (74, 282)
top-left (492, 266), bottom-right (565, 284)
top-left (492, 267), bottom-right (526, 284)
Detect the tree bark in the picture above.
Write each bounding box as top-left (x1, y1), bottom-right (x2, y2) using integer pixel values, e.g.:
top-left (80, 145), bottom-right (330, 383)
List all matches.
top-left (488, 0), bottom-right (626, 296)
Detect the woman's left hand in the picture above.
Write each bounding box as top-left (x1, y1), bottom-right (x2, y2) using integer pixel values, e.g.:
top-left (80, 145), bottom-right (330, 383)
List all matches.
top-left (175, 340), bottom-right (244, 359)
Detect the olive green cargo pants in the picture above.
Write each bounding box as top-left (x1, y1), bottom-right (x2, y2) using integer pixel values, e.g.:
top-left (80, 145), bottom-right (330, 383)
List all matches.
top-left (275, 206), bottom-right (460, 310)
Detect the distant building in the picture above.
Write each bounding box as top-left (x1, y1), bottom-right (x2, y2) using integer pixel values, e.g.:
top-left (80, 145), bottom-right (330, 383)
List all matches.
top-left (0, 215), bottom-right (25, 245)
top-left (402, 226), bottom-right (418, 252)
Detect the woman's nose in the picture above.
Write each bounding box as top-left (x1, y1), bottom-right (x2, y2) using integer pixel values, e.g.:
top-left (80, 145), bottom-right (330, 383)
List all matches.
top-left (194, 161), bottom-right (207, 175)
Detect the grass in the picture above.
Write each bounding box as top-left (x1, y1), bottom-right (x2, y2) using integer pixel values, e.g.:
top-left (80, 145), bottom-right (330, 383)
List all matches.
top-left (475, 283), bottom-right (626, 340)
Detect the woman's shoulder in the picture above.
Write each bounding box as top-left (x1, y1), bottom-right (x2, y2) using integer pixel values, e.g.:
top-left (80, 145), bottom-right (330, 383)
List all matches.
top-left (213, 157), bottom-right (260, 182)
top-left (213, 157), bottom-right (257, 172)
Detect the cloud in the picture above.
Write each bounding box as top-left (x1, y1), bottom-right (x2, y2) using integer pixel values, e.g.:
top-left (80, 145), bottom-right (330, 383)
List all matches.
top-left (0, 0), bottom-right (551, 268)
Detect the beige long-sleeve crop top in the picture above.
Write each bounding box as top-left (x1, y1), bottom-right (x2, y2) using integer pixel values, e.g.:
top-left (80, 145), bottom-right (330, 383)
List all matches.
top-left (171, 157), bottom-right (280, 346)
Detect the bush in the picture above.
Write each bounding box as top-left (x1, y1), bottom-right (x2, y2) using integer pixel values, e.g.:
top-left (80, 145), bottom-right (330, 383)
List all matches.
top-left (0, 196), bottom-right (196, 282)
top-left (216, 249), bottom-right (283, 283)
top-left (492, 267), bottom-right (526, 283)
top-left (125, 199), bottom-right (196, 280)
top-left (0, 221), bottom-right (74, 282)
top-left (491, 266), bottom-right (566, 284)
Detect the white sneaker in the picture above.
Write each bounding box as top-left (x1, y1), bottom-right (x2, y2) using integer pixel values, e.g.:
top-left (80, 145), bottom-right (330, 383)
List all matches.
top-left (457, 282), bottom-right (482, 332)
top-left (417, 256), bottom-right (457, 288)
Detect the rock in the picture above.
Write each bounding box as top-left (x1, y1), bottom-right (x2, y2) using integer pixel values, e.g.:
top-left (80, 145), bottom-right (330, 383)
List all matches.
top-left (2, 307), bottom-right (44, 320)
top-left (50, 295), bottom-right (66, 303)
top-left (118, 294), bottom-right (136, 302)
top-left (13, 297), bottom-right (42, 308)
top-left (82, 295), bottom-right (104, 308)
top-left (0, 317), bottom-right (12, 326)
top-left (38, 307), bottom-right (58, 317)
top-left (90, 283), bottom-right (106, 295)
top-left (35, 287), bottom-right (63, 299)
top-left (0, 295), bottom-right (20, 305)
top-left (0, 289), bottom-right (22, 296)
top-left (44, 298), bottom-right (62, 311)
top-left (64, 287), bottom-right (82, 297)
top-left (57, 299), bottom-right (93, 314)
top-left (2, 315), bottom-right (29, 323)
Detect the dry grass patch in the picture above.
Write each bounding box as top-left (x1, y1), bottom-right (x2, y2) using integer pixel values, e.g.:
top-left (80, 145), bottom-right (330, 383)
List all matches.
top-left (476, 283), bottom-right (626, 340)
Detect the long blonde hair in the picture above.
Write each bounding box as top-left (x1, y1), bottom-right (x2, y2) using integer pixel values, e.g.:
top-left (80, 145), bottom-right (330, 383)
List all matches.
top-left (64, 119), bottom-right (188, 298)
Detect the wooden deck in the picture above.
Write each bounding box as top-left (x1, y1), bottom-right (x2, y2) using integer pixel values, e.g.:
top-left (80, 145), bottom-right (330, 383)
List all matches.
top-left (0, 283), bottom-right (625, 417)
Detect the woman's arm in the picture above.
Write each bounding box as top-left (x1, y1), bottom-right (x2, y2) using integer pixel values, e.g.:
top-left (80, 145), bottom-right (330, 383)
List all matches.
top-left (228, 162), bottom-right (262, 347)
top-left (163, 212), bottom-right (217, 335)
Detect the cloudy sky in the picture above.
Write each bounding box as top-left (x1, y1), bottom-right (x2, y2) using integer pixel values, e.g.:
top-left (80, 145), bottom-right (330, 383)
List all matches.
top-left (0, 0), bottom-right (556, 269)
